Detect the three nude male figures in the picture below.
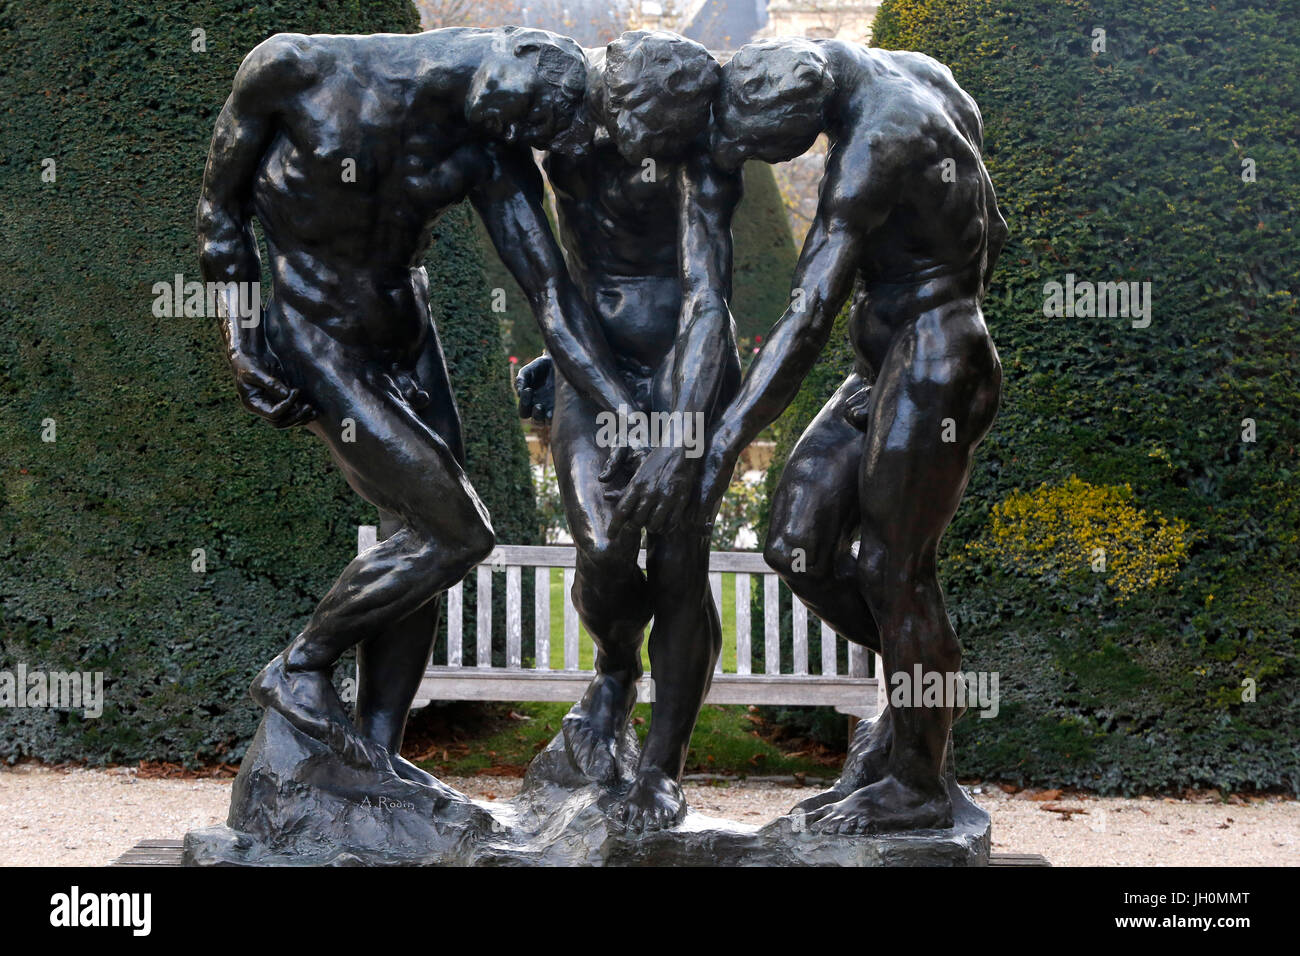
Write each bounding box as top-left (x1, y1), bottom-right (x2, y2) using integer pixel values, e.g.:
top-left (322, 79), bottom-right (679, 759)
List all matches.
top-left (199, 25), bottom-right (1004, 835)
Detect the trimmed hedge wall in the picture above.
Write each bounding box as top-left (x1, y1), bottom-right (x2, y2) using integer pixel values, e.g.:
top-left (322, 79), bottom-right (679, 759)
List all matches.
top-left (760, 0), bottom-right (1299, 792)
top-left (730, 161), bottom-right (802, 345)
top-left (0, 1), bottom-right (538, 765)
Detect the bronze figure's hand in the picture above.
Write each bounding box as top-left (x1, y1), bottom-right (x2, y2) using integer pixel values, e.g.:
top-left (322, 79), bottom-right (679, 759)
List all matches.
top-left (229, 349), bottom-right (315, 429)
top-left (515, 353), bottom-right (555, 424)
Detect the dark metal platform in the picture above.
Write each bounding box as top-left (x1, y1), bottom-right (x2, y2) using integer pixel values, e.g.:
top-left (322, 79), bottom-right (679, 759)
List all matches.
top-left (111, 838), bottom-right (1050, 867)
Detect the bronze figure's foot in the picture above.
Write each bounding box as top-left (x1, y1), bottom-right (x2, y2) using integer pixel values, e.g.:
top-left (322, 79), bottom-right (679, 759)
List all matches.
top-left (615, 769), bottom-right (686, 833)
top-left (789, 787), bottom-right (844, 817)
top-left (251, 655), bottom-right (391, 773)
top-left (839, 709), bottom-right (893, 787)
top-left (789, 709), bottom-right (893, 817)
top-left (562, 671), bottom-right (636, 784)
top-left (807, 775), bottom-right (953, 835)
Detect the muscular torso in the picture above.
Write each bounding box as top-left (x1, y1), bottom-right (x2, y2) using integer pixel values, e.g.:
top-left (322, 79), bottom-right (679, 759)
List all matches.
top-left (249, 36), bottom-right (491, 355)
top-left (544, 145), bottom-right (684, 370)
top-left (822, 46), bottom-right (1003, 374)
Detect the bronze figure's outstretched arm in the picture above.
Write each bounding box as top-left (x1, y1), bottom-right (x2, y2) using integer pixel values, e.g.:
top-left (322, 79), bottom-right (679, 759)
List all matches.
top-left (471, 143), bottom-right (640, 419)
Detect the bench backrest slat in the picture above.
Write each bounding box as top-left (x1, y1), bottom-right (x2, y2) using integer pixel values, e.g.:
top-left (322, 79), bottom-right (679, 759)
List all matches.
top-left (709, 572), bottom-right (723, 674)
top-left (735, 572), bottom-right (751, 675)
top-left (848, 642), bottom-right (868, 678)
top-left (534, 566), bottom-right (550, 671)
top-left (792, 597), bottom-right (808, 676)
top-left (821, 620), bottom-right (836, 676)
top-left (506, 565), bottom-right (522, 669)
top-left (357, 525), bottom-right (378, 554)
top-left (447, 581), bottom-right (463, 667)
top-left (357, 530), bottom-right (882, 703)
top-left (763, 573), bottom-right (780, 675)
top-left (476, 565), bottom-right (492, 667)
top-left (562, 566), bottom-right (579, 671)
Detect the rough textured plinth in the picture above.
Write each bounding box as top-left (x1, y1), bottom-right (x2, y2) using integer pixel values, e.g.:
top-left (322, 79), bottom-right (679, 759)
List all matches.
top-left (184, 713), bottom-right (989, 866)
top-left (182, 710), bottom-right (499, 866)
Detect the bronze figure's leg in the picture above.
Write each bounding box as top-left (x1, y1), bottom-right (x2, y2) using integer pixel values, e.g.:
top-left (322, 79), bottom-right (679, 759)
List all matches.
top-left (809, 307), bottom-right (1000, 834)
top-left (252, 310), bottom-right (494, 772)
top-left (551, 375), bottom-right (653, 784)
top-left (616, 528), bottom-right (720, 831)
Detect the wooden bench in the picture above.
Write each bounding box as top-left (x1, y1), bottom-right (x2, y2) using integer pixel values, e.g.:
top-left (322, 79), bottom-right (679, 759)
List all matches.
top-left (358, 527), bottom-right (885, 719)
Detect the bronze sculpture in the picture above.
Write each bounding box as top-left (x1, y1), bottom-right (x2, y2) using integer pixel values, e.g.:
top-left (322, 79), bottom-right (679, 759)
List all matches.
top-left (698, 37), bottom-right (1006, 833)
top-left (192, 25), bottom-right (1003, 862)
top-left (516, 30), bottom-right (742, 832)
top-left (197, 26), bottom-right (637, 789)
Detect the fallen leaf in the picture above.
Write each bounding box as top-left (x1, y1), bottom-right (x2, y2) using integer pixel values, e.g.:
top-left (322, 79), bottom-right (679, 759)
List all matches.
top-left (1021, 788), bottom-right (1062, 801)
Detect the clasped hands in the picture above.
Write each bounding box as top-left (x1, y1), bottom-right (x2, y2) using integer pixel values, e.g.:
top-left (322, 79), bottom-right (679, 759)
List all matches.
top-left (515, 354), bottom-right (732, 538)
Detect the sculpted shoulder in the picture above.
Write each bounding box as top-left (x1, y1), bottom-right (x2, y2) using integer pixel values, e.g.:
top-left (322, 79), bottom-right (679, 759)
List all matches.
top-left (874, 47), bottom-right (984, 149)
top-left (819, 123), bottom-right (907, 231)
top-left (232, 33), bottom-right (328, 104)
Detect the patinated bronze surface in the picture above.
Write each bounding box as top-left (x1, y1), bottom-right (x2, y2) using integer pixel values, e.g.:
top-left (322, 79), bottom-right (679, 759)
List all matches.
top-left (195, 26), bottom-right (1002, 862)
top-left (698, 37), bottom-right (1006, 834)
top-left (518, 31), bottom-right (742, 831)
top-left (197, 26), bottom-right (636, 791)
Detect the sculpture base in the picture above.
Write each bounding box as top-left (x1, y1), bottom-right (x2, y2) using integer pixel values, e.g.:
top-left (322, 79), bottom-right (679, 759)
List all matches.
top-left (184, 712), bottom-right (990, 866)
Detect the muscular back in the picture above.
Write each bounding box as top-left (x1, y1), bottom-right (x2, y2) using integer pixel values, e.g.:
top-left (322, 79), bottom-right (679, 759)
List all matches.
top-left (824, 45), bottom-right (1005, 299)
top-left (213, 33), bottom-right (499, 348)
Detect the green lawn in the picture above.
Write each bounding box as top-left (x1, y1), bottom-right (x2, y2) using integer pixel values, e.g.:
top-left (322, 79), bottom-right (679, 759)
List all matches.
top-left (415, 700), bottom-right (843, 779)
top-left (539, 568), bottom-right (743, 672)
top-left (417, 572), bottom-right (845, 779)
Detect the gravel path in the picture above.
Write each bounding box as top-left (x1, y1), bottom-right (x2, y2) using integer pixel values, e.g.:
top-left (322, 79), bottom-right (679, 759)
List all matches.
top-left (2, 765), bottom-right (1295, 866)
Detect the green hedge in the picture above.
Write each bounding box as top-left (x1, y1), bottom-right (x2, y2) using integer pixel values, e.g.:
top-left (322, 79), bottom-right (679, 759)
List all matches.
top-left (730, 161), bottom-right (801, 344)
top-left (760, 0), bottom-right (1299, 793)
top-left (0, 1), bottom-right (537, 765)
